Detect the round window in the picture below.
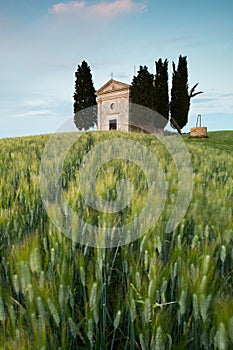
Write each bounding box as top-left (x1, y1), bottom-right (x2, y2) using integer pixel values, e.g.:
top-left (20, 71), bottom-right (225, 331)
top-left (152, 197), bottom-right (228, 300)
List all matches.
top-left (110, 102), bottom-right (115, 110)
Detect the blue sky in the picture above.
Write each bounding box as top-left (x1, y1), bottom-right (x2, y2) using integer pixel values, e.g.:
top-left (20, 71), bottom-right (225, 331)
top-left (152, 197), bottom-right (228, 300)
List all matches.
top-left (0, 0), bottom-right (232, 138)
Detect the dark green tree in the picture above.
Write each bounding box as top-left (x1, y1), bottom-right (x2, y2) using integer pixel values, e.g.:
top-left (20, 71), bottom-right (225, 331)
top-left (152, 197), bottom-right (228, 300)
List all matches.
top-left (154, 58), bottom-right (169, 127)
top-left (73, 61), bottom-right (97, 130)
top-left (130, 65), bottom-right (169, 131)
top-left (170, 55), bottom-right (203, 134)
top-left (130, 66), bottom-right (157, 131)
top-left (170, 56), bottom-right (189, 134)
top-left (130, 65), bottom-right (155, 108)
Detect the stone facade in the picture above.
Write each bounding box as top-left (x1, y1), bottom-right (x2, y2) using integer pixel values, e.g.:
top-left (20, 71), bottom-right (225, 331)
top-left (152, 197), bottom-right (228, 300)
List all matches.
top-left (96, 79), bottom-right (130, 131)
top-left (96, 79), bottom-right (163, 133)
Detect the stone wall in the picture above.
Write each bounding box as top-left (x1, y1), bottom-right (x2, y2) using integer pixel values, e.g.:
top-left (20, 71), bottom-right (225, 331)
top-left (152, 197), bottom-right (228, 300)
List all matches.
top-left (190, 127), bottom-right (208, 138)
top-left (98, 95), bottom-right (129, 132)
top-left (96, 80), bottom-right (130, 132)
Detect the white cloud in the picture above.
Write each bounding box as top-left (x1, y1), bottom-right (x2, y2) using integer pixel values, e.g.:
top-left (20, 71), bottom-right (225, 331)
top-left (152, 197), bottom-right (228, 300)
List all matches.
top-left (22, 99), bottom-right (47, 107)
top-left (49, 0), bottom-right (146, 18)
top-left (49, 1), bottom-right (86, 14)
top-left (16, 109), bottom-right (52, 118)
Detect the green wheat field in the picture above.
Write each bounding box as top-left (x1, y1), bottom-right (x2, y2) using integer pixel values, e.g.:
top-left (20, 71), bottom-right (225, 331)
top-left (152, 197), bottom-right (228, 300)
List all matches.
top-left (0, 130), bottom-right (232, 349)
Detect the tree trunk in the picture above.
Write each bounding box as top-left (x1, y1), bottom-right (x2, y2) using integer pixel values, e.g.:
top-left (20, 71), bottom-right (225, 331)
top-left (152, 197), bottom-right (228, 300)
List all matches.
top-left (170, 118), bottom-right (181, 134)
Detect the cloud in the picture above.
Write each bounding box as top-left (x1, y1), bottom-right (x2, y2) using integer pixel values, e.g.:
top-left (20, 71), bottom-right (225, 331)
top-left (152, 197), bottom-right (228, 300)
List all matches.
top-left (22, 99), bottom-right (47, 107)
top-left (49, 0), bottom-right (146, 18)
top-left (221, 93), bottom-right (233, 98)
top-left (192, 97), bottom-right (218, 104)
top-left (16, 110), bottom-right (52, 118)
top-left (50, 0), bottom-right (86, 14)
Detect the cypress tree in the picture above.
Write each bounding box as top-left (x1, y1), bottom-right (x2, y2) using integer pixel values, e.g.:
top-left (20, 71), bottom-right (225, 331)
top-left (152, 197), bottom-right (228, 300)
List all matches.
top-left (130, 65), bottom-right (170, 131)
top-left (170, 56), bottom-right (203, 133)
top-left (130, 65), bottom-right (155, 109)
top-left (73, 61), bottom-right (97, 130)
top-left (170, 55), bottom-right (189, 133)
top-left (154, 58), bottom-right (169, 128)
top-left (130, 66), bottom-right (156, 131)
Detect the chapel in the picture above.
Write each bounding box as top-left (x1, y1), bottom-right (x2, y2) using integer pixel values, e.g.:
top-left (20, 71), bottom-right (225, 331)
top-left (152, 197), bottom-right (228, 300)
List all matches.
top-left (96, 79), bottom-right (130, 131)
top-left (96, 79), bottom-right (163, 133)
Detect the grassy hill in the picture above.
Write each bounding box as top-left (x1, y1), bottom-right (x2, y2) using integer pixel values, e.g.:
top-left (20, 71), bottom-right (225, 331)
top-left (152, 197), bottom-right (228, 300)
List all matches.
top-left (183, 130), bottom-right (233, 153)
top-left (0, 130), bottom-right (232, 349)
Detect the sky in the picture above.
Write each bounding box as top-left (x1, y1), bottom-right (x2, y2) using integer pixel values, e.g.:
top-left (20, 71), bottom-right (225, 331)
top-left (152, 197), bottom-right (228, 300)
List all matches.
top-left (0, 0), bottom-right (233, 138)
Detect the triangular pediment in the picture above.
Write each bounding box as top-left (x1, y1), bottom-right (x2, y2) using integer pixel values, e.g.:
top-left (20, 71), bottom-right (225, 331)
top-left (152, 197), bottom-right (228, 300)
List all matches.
top-left (96, 79), bottom-right (130, 96)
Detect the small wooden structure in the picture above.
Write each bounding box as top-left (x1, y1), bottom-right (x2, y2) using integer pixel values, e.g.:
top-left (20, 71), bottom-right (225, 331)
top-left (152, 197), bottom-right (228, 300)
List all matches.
top-left (190, 114), bottom-right (207, 138)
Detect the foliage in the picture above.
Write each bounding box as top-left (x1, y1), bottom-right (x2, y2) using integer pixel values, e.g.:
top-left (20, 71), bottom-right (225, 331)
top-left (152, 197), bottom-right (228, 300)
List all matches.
top-left (73, 61), bottom-right (97, 131)
top-left (130, 65), bottom-right (155, 109)
top-left (130, 65), bottom-right (168, 130)
top-left (170, 56), bottom-right (203, 133)
top-left (0, 131), bottom-right (233, 349)
top-left (154, 58), bottom-right (169, 127)
top-left (170, 55), bottom-right (189, 133)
